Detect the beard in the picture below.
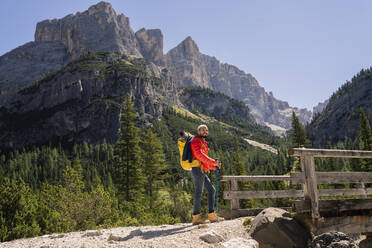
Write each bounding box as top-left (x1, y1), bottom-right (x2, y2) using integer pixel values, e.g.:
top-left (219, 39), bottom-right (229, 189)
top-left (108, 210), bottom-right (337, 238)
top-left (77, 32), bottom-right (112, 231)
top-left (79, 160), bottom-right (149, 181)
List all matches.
top-left (197, 131), bottom-right (208, 138)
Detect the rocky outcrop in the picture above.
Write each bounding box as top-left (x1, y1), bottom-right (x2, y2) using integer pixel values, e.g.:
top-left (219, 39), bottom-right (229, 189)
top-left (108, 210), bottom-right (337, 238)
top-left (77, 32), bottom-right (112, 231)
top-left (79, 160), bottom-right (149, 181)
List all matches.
top-left (135, 28), bottom-right (164, 65)
top-left (0, 41), bottom-right (68, 106)
top-left (313, 99), bottom-right (329, 115)
top-left (164, 37), bottom-right (312, 130)
top-left (309, 232), bottom-right (358, 248)
top-left (165, 37), bottom-right (209, 88)
top-left (248, 207), bottom-right (311, 248)
top-left (35, 1), bottom-right (140, 59)
top-left (199, 230), bottom-right (225, 243)
top-left (0, 52), bottom-right (177, 149)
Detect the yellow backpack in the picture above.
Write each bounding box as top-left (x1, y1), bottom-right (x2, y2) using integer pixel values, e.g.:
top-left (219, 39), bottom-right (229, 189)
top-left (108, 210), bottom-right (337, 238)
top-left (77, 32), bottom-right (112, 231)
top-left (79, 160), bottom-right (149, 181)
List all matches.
top-left (177, 132), bottom-right (201, 171)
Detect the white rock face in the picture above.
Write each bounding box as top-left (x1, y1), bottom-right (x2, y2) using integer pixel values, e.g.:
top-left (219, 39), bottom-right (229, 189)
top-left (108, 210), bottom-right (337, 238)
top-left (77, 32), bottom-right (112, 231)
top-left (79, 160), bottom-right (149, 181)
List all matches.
top-left (222, 238), bottom-right (259, 248)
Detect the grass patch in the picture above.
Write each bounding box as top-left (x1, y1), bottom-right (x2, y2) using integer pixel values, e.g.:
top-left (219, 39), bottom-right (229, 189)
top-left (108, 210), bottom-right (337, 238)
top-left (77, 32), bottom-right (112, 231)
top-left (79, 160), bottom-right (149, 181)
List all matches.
top-left (243, 217), bottom-right (252, 231)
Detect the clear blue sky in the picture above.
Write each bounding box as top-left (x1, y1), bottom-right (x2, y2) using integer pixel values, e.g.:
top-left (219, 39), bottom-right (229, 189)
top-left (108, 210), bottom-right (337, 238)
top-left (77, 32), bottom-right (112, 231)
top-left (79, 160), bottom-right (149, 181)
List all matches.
top-left (2, 0), bottom-right (372, 110)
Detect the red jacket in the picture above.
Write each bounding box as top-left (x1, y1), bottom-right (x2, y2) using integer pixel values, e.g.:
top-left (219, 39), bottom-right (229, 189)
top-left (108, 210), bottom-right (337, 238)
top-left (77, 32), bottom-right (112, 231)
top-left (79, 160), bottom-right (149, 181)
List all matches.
top-left (190, 136), bottom-right (216, 172)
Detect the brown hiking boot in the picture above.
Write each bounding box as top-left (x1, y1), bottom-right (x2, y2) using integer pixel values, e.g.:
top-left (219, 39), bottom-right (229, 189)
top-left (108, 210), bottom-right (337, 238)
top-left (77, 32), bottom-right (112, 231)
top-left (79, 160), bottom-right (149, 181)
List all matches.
top-left (208, 211), bottom-right (224, 222)
top-left (192, 214), bottom-right (210, 225)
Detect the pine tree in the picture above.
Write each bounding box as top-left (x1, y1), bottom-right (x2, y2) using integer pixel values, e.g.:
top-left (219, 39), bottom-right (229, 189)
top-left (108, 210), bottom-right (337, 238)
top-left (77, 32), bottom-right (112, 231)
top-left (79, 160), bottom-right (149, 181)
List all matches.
top-left (359, 108), bottom-right (372, 171)
top-left (40, 163), bottom-right (113, 233)
top-left (114, 94), bottom-right (144, 201)
top-left (325, 141), bottom-right (337, 171)
top-left (0, 178), bottom-right (40, 241)
top-left (63, 159), bottom-right (84, 193)
top-left (142, 128), bottom-right (167, 208)
top-left (232, 137), bottom-right (245, 176)
top-left (288, 111), bottom-right (310, 148)
top-left (359, 108), bottom-right (372, 150)
top-left (231, 137), bottom-right (252, 208)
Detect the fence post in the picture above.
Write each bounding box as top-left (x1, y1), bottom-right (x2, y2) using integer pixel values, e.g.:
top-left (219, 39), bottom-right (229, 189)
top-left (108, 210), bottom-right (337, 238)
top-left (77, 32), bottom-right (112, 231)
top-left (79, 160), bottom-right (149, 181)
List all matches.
top-left (300, 156), bottom-right (309, 199)
top-left (357, 183), bottom-right (367, 199)
top-left (303, 155), bottom-right (320, 219)
top-left (231, 179), bottom-right (240, 210)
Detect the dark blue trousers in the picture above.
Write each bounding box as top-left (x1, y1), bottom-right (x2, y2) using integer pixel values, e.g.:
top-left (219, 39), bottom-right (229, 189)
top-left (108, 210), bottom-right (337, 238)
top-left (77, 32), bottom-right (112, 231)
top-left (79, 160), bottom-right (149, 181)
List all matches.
top-left (190, 167), bottom-right (215, 215)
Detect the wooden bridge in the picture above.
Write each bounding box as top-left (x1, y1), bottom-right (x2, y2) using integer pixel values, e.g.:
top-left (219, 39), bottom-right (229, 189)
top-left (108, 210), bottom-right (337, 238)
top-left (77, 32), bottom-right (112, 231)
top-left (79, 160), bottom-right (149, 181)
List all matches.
top-left (221, 148), bottom-right (372, 235)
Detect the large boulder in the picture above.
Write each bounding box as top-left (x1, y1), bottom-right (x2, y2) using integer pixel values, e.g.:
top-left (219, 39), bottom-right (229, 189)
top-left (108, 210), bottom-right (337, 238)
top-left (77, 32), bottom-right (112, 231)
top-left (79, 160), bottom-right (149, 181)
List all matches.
top-left (248, 207), bottom-right (311, 248)
top-left (309, 232), bottom-right (358, 248)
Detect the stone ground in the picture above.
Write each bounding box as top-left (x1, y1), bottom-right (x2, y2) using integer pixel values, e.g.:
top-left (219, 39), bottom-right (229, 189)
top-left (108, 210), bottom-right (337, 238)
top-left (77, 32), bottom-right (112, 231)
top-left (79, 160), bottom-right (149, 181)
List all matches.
top-left (0, 217), bottom-right (253, 248)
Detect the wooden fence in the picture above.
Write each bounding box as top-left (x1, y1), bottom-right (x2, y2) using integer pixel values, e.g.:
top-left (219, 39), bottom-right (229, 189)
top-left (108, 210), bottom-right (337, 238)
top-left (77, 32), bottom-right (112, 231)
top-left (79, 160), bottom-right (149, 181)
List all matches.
top-left (221, 148), bottom-right (372, 234)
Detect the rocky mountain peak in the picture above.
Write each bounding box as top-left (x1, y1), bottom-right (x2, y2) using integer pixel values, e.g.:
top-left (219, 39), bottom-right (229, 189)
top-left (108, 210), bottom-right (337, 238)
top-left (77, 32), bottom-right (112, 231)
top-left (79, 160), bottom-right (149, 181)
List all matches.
top-left (86, 1), bottom-right (115, 16)
top-left (34, 1), bottom-right (140, 59)
top-left (163, 35), bottom-right (312, 131)
top-left (167, 36), bottom-right (200, 60)
top-left (181, 36), bottom-right (200, 52)
top-left (312, 99), bottom-right (329, 115)
top-left (135, 28), bottom-right (164, 65)
top-left (86, 2), bottom-right (130, 28)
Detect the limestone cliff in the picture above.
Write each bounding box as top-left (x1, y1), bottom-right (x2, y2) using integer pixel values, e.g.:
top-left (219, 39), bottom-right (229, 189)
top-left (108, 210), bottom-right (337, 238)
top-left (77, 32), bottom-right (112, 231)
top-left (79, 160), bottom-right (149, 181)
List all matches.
top-left (0, 2), bottom-right (143, 107)
top-left (135, 28), bottom-right (164, 65)
top-left (0, 52), bottom-right (177, 149)
top-left (0, 41), bottom-right (69, 106)
top-left (35, 1), bottom-right (140, 59)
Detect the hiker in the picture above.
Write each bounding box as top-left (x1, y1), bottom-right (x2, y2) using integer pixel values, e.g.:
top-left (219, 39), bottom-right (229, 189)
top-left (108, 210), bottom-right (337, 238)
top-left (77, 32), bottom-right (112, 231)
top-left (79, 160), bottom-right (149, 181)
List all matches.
top-left (190, 124), bottom-right (224, 224)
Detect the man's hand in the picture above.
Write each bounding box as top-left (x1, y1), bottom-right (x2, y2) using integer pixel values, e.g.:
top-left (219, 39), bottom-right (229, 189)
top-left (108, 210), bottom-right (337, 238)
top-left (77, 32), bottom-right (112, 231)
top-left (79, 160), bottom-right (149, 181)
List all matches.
top-left (214, 159), bottom-right (222, 169)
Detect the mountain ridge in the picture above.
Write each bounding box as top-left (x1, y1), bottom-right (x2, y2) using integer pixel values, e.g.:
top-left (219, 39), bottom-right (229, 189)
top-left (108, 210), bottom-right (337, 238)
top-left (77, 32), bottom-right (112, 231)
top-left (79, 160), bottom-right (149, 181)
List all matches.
top-left (307, 68), bottom-right (372, 147)
top-left (0, 50), bottom-right (277, 149)
top-left (163, 36), bottom-right (312, 131)
top-left (0, 1), bottom-right (312, 132)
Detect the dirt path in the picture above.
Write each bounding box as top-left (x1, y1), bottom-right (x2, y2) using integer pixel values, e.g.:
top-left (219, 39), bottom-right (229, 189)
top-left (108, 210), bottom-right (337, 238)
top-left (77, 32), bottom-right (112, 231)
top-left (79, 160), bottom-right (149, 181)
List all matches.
top-left (244, 138), bottom-right (278, 154)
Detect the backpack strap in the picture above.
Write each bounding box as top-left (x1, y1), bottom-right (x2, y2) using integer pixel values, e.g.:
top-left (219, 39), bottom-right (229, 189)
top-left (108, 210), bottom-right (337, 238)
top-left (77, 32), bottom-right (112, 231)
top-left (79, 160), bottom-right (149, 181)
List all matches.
top-left (182, 135), bottom-right (194, 163)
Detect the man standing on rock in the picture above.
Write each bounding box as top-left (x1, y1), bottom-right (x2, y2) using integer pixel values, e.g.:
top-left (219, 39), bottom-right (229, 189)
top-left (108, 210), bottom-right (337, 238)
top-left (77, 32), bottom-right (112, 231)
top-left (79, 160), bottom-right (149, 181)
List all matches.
top-left (190, 124), bottom-right (225, 225)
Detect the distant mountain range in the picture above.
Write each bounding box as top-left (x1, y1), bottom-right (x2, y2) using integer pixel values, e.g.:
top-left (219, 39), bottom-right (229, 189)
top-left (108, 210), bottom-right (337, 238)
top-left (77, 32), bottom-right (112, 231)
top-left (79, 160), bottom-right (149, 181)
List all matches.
top-left (0, 1), bottom-right (312, 136)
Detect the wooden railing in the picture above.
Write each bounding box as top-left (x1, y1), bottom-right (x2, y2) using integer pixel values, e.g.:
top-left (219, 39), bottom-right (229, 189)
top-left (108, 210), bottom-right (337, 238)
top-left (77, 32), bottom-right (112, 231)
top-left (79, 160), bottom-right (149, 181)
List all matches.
top-left (222, 148), bottom-right (372, 229)
top-left (221, 173), bottom-right (305, 218)
top-left (288, 148), bottom-right (372, 220)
